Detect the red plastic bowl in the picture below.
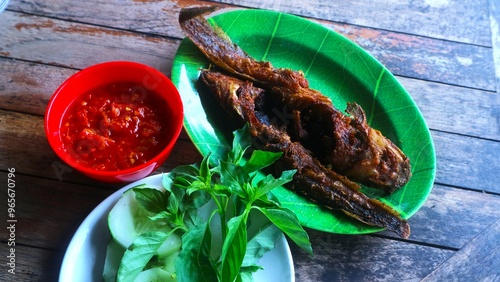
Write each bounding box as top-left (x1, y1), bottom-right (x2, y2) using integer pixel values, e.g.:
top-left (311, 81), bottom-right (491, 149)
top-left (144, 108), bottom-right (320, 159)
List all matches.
top-left (44, 61), bottom-right (184, 183)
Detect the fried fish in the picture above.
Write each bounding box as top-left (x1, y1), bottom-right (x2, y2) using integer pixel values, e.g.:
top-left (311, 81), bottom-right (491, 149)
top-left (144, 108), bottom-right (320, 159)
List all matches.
top-left (179, 9), bottom-right (411, 193)
top-left (200, 70), bottom-right (410, 238)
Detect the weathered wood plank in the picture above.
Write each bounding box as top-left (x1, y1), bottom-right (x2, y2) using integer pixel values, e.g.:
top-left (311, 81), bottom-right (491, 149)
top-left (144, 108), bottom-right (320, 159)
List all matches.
top-left (9, 0), bottom-right (223, 39)
top-left (12, 0), bottom-right (491, 46)
top-left (322, 21), bottom-right (496, 92)
top-left (490, 0), bottom-right (500, 93)
top-left (0, 244), bottom-right (62, 281)
top-left (432, 130), bottom-right (500, 193)
top-left (0, 110), bottom-right (56, 176)
top-left (399, 76), bottom-right (500, 141)
top-left (0, 11), bottom-right (178, 73)
top-left (421, 219), bottom-right (500, 282)
top-left (1, 7), bottom-right (496, 92)
top-left (0, 172), bottom-right (115, 250)
top-left (0, 59), bottom-right (77, 115)
top-left (0, 110), bottom-right (201, 183)
top-left (9, 0), bottom-right (183, 37)
top-left (290, 231), bottom-right (454, 281)
top-left (383, 184), bottom-right (500, 249)
top-left (213, 0), bottom-right (492, 46)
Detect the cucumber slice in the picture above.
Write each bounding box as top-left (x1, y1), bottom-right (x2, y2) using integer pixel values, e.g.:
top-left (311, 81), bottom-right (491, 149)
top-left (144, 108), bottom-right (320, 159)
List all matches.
top-left (134, 267), bottom-right (175, 282)
top-left (102, 239), bottom-right (126, 282)
top-left (157, 232), bottom-right (181, 259)
top-left (108, 187), bottom-right (170, 249)
top-left (160, 251), bottom-right (179, 275)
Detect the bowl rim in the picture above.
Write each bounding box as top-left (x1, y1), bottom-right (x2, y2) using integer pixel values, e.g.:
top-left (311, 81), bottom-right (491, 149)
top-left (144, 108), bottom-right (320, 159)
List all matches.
top-left (44, 61), bottom-right (184, 178)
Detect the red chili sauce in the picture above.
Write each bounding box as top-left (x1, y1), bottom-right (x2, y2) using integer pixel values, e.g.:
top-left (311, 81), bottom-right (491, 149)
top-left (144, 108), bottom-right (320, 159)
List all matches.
top-left (61, 82), bottom-right (168, 171)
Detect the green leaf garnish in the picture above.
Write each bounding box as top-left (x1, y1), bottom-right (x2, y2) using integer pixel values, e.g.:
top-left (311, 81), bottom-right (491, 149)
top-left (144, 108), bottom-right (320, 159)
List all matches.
top-left (117, 231), bottom-right (169, 281)
top-left (105, 124), bottom-right (312, 281)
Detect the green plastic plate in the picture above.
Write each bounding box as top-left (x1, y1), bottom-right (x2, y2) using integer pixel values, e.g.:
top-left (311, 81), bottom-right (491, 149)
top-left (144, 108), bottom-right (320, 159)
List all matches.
top-left (171, 9), bottom-right (436, 235)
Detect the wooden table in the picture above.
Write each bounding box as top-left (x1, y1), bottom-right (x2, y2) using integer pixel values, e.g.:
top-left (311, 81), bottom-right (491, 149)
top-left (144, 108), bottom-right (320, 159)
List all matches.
top-left (1, 0), bottom-right (499, 281)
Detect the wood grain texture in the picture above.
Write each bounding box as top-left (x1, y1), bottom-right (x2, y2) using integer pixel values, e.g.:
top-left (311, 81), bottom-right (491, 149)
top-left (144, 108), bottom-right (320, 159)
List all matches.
top-left (290, 231), bottom-right (454, 281)
top-left (10, 0), bottom-right (183, 37)
top-left (0, 58), bottom-right (77, 115)
top-left (398, 76), bottom-right (500, 141)
top-left (421, 219), bottom-right (500, 281)
top-left (0, 172), bottom-right (115, 249)
top-left (0, 244), bottom-right (62, 281)
top-left (8, 0), bottom-right (223, 39)
top-left (214, 0), bottom-right (492, 46)
top-left (0, 110), bottom-right (55, 176)
top-left (0, 11), bottom-right (177, 74)
top-left (432, 130), bottom-right (500, 193)
top-left (490, 0), bottom-right (500, 93)
top-left (12, 0), bottom-right (491, 47)
top-left (321, 20), bottom-right (496, 91)
top-left (0, 1), bottom-right (496, 91)
top-left (383, 184), bottom-right (500, 249)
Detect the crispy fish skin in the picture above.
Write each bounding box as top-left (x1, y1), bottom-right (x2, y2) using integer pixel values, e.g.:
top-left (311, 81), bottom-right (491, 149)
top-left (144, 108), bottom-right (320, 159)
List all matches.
top-left (199, 70), bottom-right (246, 122)
top-left (200, 70), bottom-right (410, 238)
top-left (267, 85), bottom-right (412, 192)
top-left (180, 12), bottom-right (411, 193)
top-left (180, 12), bottom-right (308, 91)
